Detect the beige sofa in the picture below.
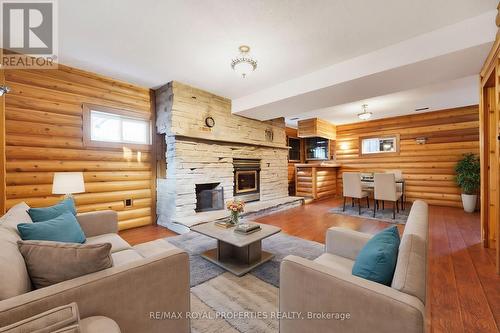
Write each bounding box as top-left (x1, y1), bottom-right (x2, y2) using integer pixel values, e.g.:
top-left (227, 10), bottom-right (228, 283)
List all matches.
top-left (0, 203), bottom-right (190, 333)
top-left (280, 200), bottom-right (428, 333)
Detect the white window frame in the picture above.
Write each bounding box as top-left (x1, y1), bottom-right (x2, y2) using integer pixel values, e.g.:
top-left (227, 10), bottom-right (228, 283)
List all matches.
top-left (83, 104), bottom-right (152, 150)
top-left (360, 135), bottom-right (399, 156)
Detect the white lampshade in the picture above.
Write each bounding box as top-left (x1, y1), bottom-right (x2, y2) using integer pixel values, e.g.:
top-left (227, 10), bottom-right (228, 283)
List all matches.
top-left (52, 172), bottom-right (85, 195)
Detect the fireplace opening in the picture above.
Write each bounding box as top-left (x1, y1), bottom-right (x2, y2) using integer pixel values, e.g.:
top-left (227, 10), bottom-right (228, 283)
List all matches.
top-left (195, 183), bottom-right (224, 212)
top-left (233, 159), bottom-right (260, 202)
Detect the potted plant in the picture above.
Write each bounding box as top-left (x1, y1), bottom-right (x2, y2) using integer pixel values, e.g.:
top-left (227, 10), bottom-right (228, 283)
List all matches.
top-left (455, 153), bottom-right (480, 213)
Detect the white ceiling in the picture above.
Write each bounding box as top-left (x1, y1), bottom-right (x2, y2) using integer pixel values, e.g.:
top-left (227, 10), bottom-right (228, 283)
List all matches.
top-left (285, 75), bottom-right (479, 127)
top-left (57, 0), bottom-right (498, 124)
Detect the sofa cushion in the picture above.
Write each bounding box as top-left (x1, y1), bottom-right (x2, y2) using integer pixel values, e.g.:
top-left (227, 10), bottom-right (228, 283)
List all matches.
top-left (0, 202), bottom-right (32, 234)
top-left (352, 226), bottom-right (400, 286)
top-left (18, 240), bottom-right (113, 289)
top-left (0, 302), bottom-right (79, 333)
top-left (28, 197), bottom-right (77, 222)
top-left (86, 233), bottom-right (131, 253)
top-left (0, 202), bottom-right (33, 300)
top-left (111, 249), bottom-right (144, 266)
top-left (314, 253), bottom-right (355, 275)
top-left (80, 316), bottom-right (121, 333)
top-left (0, 228), bottom-right (32, 300)
top-left (132, 239), bottom-right (177, 258)
top-left (391, 234), bottom-right (427, 303)
top-left (18, 211), bottom-right (86, 244)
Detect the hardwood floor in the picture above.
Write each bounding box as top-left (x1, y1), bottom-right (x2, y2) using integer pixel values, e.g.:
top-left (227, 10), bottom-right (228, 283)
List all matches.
top-left (120, 197), bottom-right (500, 333)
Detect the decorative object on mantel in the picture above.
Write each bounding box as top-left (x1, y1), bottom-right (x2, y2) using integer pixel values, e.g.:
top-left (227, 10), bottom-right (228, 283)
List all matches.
top-left (265, 128), bottom-right (274, 142)
top-left (455, 153), bottom-right (480, 213)
top-left (358, 104), bottom-right (372, 120)
top-left (231, 45), bottom-right (257, 78)
top-left (226, 199), bottom-right (245, 225)
top-left (205, 116), bottom-right (215, 128)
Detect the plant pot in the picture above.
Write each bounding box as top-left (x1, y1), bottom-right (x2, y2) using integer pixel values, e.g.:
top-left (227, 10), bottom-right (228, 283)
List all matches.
top-left (461, 194), bottom-right (477, 213)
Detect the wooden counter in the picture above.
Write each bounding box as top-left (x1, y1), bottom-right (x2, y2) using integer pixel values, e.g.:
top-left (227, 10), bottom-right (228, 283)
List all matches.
top-left (295, 163), bottom-right (341, 199)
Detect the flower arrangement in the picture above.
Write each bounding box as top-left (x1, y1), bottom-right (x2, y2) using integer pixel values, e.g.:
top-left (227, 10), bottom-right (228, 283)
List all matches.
top-left (226, 199), bottom-right (245, 225)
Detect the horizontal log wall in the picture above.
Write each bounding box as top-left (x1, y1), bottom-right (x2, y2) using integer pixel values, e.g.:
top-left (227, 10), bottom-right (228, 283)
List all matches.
top-left (4, 66), bottom-right (154, 230)
top-left (336, 106), bottom-right (479, 208)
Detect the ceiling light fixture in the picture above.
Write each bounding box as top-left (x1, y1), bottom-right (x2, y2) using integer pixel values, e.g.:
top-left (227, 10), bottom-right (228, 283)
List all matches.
top-left (357, 104), bottom-right (372, 120)
top-left (0, 85), bottom-right (10, 96)
top-left (231, 45), bottom-right (257, 78)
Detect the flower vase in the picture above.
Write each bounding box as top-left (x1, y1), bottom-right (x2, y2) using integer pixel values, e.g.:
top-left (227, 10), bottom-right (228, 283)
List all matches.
top-left (230, 211), bottom-right (240, 225)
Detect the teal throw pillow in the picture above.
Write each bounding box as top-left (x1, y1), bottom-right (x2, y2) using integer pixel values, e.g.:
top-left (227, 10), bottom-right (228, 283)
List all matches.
top-left (352, 226), bottom-right (400, 285)
top-left (28, 197), bottom-right (77, 222)
top-left (17, 211), bottom-right (86, 243)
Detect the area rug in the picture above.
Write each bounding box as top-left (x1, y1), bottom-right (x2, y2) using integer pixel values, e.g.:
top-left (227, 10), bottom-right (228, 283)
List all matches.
top-left (167, 232), bottom-right (324, 333)
top-left (328, 201), bottom-right (412, 225)
top-left (167, 232), bottom-right (324, 287)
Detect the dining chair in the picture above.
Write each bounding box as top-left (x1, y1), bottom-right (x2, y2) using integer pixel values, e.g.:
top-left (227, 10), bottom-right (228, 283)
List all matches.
top-left (374, 173), bottom-right (403, 219)
top-left (385, 169), bottom-right (404, 210)
top-left (342, 172), bottom-right (370, 215)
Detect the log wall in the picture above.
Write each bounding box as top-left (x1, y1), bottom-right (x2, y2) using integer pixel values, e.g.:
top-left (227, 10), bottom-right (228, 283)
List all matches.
top-left (336, 105), bottom-right (479, 207)
top-left (4, 66), bottom-right (155, 230)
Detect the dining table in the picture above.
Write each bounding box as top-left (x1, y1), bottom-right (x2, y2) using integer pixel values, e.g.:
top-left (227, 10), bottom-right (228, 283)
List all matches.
top-left (360, 176), bottom-right (406, 210)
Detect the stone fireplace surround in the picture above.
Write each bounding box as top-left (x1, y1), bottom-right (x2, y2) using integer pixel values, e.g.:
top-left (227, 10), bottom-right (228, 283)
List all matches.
top-left (155, 81), bottom-right (301, 234)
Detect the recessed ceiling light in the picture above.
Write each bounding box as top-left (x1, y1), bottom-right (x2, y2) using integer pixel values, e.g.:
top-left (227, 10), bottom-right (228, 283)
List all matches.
top-left (415, 107), bottom-right (429, 112)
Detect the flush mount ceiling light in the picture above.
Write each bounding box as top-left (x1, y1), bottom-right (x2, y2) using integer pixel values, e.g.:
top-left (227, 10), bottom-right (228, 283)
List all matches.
top-left (0, 85), bottom-right (10, 96)
top-left (231, 45), bottom-right (257, 78)
top-left (357, 104), bottom-right (372, 120)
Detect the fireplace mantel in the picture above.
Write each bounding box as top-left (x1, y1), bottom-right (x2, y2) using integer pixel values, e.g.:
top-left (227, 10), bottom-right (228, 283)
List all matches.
top-left (174, 134), bottom-right (289, 150)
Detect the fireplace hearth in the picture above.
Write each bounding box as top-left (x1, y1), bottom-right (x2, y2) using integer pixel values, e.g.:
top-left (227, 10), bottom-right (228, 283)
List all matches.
top-left (233, 159), bottom-right (260, 202)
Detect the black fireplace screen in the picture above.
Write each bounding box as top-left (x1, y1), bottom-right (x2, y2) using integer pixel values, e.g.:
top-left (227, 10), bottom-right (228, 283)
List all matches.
top-left (195, 183), bottom-right (224, 212)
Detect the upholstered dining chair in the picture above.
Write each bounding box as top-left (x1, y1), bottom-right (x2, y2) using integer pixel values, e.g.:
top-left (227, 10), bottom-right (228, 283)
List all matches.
top-left (374, 173), bottom-right (402, 219)
top-left (342, 172), bottom-right (370, 215)
top-left (386, 169), bottom-right (404, 210)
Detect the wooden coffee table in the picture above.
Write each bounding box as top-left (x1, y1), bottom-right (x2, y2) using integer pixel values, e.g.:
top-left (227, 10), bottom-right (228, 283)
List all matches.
top-left (191, 222), bottom-right (281, 276)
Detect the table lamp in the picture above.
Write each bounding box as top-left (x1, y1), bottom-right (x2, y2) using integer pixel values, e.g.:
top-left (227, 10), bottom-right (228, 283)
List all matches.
top-left (52, 172), bottom-right (85, 198)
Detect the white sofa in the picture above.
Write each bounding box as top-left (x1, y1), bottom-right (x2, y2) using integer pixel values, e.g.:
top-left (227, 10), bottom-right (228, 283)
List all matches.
top-left (279, 200), bottom-right (428, 333)
top-left (0, 202), bottom-right (190, 333)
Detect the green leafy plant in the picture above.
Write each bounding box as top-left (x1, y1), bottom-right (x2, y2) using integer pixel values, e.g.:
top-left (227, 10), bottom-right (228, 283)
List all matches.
top-left (455, 153), bottom-right (480, 195)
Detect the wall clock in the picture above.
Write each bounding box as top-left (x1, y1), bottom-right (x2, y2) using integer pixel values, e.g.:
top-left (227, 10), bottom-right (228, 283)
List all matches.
top-left (205, 116), bottom-right (215, 128)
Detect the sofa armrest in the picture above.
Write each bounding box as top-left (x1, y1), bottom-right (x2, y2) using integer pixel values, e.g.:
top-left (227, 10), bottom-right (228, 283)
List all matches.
top-left (0, 249), bottom-right (190, 333)
top-left (325, 227), bottom-right (372, 260)
top-left (279, 255), bottom-right (424, 333)
top-left (76, 210), bottom-right (118, 237)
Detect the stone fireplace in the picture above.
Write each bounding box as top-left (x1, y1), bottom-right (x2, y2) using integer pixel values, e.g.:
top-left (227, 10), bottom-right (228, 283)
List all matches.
top-left (155, 81), bottom-right (298, 233)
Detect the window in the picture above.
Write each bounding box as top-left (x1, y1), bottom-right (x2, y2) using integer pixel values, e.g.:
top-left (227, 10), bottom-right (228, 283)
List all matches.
top-left (360, 135), bottom-right (399, 155)
top-left (305, 137), bottom-right (329, 160)
top-left (288, 137), bottom-right (301, 162)
top-left (83, 104), bottom-right (151, 149)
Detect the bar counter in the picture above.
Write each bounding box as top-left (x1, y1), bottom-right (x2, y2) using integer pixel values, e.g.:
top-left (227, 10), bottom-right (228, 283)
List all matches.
top-left (294, 163), bottom-right (341, 200)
